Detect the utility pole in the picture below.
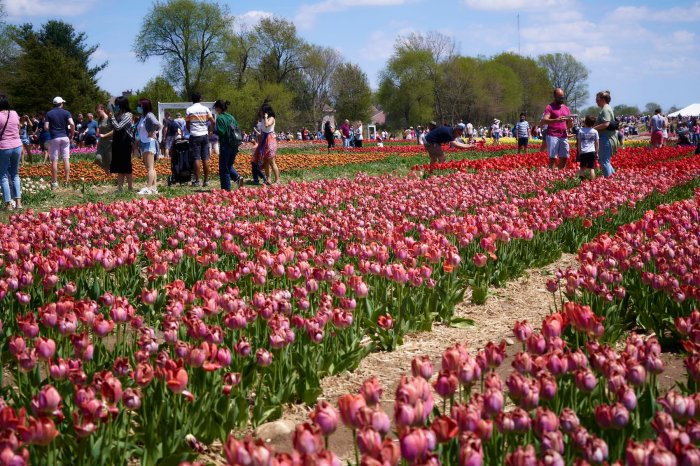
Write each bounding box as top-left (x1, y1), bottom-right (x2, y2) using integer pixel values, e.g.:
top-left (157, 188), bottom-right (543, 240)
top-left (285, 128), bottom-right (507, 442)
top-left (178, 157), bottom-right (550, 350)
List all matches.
top-left (517, 14), bottom-right (521, 55)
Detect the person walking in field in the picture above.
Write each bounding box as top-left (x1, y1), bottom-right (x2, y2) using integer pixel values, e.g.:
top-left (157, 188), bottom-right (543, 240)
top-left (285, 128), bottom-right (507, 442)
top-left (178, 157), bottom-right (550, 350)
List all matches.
top-left (324, 120), bottom-right (335, 152)
top-left (135, 98), bottom-right (162, 195)
top-left (577, 115), bottom-right (599, 181)
top-left (109, 96), bottom-right (135, 192)
top-left (94, 104), bottom-right (113, 175)
top-left (186, 92), bottom-right (215, 187)
top-left (423, 124), bottom-right (471, 167)
top-left (541, 88), bottom-right (573, 170)
top-left (515, 113), bottom-right (531, 154)
top-left (0, 95), bottom-right (23, 210)
top-left (650, 108), bottom-right (666, 149)
top-left (592, 90), bottom-right (617, 178)
top-left (45, 97), bottom-right (75, 188)
top-left (213, 99), bottom-right (243, 191)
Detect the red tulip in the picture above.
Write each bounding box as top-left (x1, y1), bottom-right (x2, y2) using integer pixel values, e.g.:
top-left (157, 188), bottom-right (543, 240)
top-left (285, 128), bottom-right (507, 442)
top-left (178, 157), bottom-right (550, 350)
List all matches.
top-left (338, 394), bottom-right (366, 429)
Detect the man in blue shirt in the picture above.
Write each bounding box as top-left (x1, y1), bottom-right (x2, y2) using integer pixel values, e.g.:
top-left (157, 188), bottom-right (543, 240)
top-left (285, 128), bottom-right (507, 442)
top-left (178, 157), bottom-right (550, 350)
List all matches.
top-left (423, 124), bottom-right (471, 167)
top-left (44, 96), bottom-right (75, 188)
top-left (83, 113), bottom-right (98, 147)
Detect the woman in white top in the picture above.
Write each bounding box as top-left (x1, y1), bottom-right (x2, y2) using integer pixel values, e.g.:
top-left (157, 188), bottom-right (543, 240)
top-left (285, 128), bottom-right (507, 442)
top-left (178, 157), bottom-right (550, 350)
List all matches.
top-left (135, 98), bottom-right (162, 194)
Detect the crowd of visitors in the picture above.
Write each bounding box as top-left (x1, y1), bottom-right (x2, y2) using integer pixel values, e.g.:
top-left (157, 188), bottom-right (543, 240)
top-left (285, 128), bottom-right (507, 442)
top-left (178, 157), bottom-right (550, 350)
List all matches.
top-left (1, 85), bottom-right (699, 210)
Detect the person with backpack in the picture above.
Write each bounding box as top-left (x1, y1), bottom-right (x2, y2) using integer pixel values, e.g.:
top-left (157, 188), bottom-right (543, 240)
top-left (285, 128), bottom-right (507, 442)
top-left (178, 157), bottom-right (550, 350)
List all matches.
top-left (213, 100), bottom-right (243, 191)
top-left (109, 96), bottom-right (135, 192)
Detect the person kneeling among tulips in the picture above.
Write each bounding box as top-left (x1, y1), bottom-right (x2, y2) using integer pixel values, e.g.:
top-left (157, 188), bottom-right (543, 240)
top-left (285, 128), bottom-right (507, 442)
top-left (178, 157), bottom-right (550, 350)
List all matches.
top-left (423, 123), bottom-right (471, 167)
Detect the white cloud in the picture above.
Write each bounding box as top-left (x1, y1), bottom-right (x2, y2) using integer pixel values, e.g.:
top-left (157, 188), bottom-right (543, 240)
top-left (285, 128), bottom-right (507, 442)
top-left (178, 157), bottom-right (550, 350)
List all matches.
top-left (610, 3), bottom-right (700, 23)
top-left (463, 0), bottom-right (571, 11)
top-left (234, 10), bottom-right (273, 32)
top-left (294, 0), bottom-right (408, 28)
top-left (4, 0), bottom-right (95, 17)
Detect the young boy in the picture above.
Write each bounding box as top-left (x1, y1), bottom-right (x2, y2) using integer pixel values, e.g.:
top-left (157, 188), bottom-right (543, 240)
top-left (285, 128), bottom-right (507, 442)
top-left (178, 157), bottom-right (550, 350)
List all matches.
top-left (577, 115), bottom-right (599, 181)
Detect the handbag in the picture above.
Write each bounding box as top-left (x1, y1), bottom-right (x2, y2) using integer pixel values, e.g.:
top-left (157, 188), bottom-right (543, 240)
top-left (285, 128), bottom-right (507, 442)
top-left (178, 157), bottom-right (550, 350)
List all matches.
top-left (0, 110), bottom-right (12, 141)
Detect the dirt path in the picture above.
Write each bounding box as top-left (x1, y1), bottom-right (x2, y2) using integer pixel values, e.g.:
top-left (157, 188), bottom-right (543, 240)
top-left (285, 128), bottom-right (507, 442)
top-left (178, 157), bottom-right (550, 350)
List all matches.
top-left (231, 253), bottom-right (579, 460)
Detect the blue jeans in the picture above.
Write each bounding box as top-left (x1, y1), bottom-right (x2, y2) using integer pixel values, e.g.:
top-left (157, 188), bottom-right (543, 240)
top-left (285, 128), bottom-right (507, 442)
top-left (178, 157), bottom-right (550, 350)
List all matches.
top-left (218, 143), bottom-right (240, 191)
top-left (0, 146), bottom-right (21, 203)
top-left (251, 160), bottom-right (267, 184)
top-left (599, 135), bottom-right (615, 178)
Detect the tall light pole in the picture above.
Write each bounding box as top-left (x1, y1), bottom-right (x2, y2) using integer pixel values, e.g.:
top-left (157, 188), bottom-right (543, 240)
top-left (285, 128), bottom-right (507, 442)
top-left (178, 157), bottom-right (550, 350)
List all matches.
top-left (517, 14), bottom-right (521, 55)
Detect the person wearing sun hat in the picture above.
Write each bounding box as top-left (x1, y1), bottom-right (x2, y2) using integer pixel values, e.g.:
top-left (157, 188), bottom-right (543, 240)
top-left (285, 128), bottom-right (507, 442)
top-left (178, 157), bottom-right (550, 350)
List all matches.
top-left (491, 118), bottom-right (501, 144)
top-left (44, 96), bottom-right (75, 188)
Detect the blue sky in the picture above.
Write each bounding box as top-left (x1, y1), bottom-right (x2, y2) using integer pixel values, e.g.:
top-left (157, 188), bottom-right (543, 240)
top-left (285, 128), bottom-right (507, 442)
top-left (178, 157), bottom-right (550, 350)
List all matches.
top-left (4, 0), bottom-right (699, 111)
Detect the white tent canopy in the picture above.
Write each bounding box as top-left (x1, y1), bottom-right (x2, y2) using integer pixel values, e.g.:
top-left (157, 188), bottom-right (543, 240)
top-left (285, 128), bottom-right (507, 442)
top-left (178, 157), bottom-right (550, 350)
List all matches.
top-left (668, 103), bottom-right (700, 118)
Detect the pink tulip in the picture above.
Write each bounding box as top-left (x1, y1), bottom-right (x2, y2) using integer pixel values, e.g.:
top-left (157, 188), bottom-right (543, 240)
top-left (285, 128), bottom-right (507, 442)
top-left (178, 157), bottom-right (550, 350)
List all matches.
top-left (399, 428), bottom-right (435, 463)
top-left (292, 422), bottom-right (322, 455)
top-left (31, 385), bottom-right (62, 418)
top-left (411, 356), bottom-right (434, 380)
top-left (505, 444), bottom-right (537, 466)
top-left (357, 428), bottom-right (382, 457)
top-left (34, 337), bottom-right (56, 360)
top-left (559, 408), bottom-right (580, 433)
top-left (512, 320), bottom-right (533, 342)
top-left (459, 432), bottom-right (483, 466)
top-left (359, 377), bottom-right (383, 406)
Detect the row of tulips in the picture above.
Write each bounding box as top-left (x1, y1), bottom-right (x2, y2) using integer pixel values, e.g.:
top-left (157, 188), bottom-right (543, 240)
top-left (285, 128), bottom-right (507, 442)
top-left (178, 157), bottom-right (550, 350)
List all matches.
top-left (216, 305), bottom-right (699, 465)
top-left (2, 151), bottom-right (700, 463)
top-left (551, 190), bottom-right (700, 345)
top-left (17, 144), bottom-right (515, 184)
top-left (413, 146), bottom-right (696, 173)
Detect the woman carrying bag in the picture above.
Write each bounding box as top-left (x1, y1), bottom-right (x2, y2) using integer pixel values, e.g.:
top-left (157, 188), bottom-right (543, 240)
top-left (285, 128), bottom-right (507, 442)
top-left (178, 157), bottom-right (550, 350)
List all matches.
top-left (0, 95), bottom-right (23, 210)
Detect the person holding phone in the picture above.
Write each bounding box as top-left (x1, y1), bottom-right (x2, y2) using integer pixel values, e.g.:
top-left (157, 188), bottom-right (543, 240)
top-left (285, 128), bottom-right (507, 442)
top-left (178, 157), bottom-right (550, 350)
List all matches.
top-left (109, 96), bottom-right (135, 192)
top-left (540, 88), bottom-right (573, 170)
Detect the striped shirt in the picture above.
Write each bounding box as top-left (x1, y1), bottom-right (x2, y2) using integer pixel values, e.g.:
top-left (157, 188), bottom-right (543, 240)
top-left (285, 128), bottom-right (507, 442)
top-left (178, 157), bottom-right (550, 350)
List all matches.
top-left (186, 103), bottom-right (212, 137)
top-left (516, 121), bottom-right (530, 138)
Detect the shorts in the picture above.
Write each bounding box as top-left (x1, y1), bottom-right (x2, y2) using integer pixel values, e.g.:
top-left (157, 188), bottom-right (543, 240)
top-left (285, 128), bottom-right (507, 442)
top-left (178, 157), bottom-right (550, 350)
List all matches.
top-left (84, 134), bottom-right (97, 146)
top-left (547, 135), bottom-right (569, 159)
top-left (579, 151), bottom-right (596, 169)
top-left (189, 134), bottom-right (210, 161)
top-left (165, 136), bottom-right (176, 151)
top-left (49, 137), bottom-right (70, 161)
top-left (651, 130), bottom-right (664, 146)
top-left (139, 138), bottom-right (158, 155)
top-left (518, 137), bottom-right (529, 148)
top-left (424, 142), bottom-right (444, 159)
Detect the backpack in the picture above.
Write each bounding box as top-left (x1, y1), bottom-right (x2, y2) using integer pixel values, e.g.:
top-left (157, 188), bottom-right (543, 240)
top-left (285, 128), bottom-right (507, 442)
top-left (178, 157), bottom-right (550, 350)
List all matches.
top-left (222, 114), bottom-right (243, 148)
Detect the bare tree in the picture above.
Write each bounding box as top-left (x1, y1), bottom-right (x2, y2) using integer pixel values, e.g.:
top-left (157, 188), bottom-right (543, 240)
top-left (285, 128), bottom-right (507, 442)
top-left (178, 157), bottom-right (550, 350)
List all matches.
top-left (297, 45), bottom-right (342, 128)
top-left (253, 17), bottom-right (307, 85)
top-left (394, 31), bottom-right (458, 121)
top-left (537, 53), bottom-right (589, 111)
top-left (133, 0), bottom-right (230, 97)
top-left (225, 24), bottom-right (259, 90)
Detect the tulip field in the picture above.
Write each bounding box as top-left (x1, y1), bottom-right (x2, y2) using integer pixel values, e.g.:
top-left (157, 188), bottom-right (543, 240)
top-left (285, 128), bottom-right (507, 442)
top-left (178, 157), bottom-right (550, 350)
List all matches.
top-left (0, 143), bottom-right (699, 465)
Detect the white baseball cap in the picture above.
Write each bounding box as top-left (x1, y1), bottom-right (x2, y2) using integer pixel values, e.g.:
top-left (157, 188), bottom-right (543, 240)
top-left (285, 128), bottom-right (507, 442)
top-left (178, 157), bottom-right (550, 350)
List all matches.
top-left (52, 97), bottom-right (66, 105)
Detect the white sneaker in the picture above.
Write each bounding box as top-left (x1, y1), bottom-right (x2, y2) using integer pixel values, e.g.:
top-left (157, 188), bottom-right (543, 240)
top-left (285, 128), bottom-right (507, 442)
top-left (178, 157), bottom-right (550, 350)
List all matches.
top-left (51, 182), bottom-right (59, 189)
top-left (137, 187), bottom-right (152, 195)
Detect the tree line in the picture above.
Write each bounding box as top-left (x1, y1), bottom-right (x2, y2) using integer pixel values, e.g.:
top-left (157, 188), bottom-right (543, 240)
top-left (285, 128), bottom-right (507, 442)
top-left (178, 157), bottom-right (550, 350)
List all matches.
top-left (0, 0), bottom-right (603, 131)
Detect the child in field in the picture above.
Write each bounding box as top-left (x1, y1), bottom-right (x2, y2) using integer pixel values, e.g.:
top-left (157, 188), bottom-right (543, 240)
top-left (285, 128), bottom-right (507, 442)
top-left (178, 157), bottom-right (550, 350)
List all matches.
top-left (577, 115), bottom-right (599, 181)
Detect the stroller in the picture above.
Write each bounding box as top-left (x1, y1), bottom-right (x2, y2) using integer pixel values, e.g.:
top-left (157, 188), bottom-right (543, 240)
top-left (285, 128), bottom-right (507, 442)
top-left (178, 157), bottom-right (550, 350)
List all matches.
top-left (168, 138), bottom-right (193, 186)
